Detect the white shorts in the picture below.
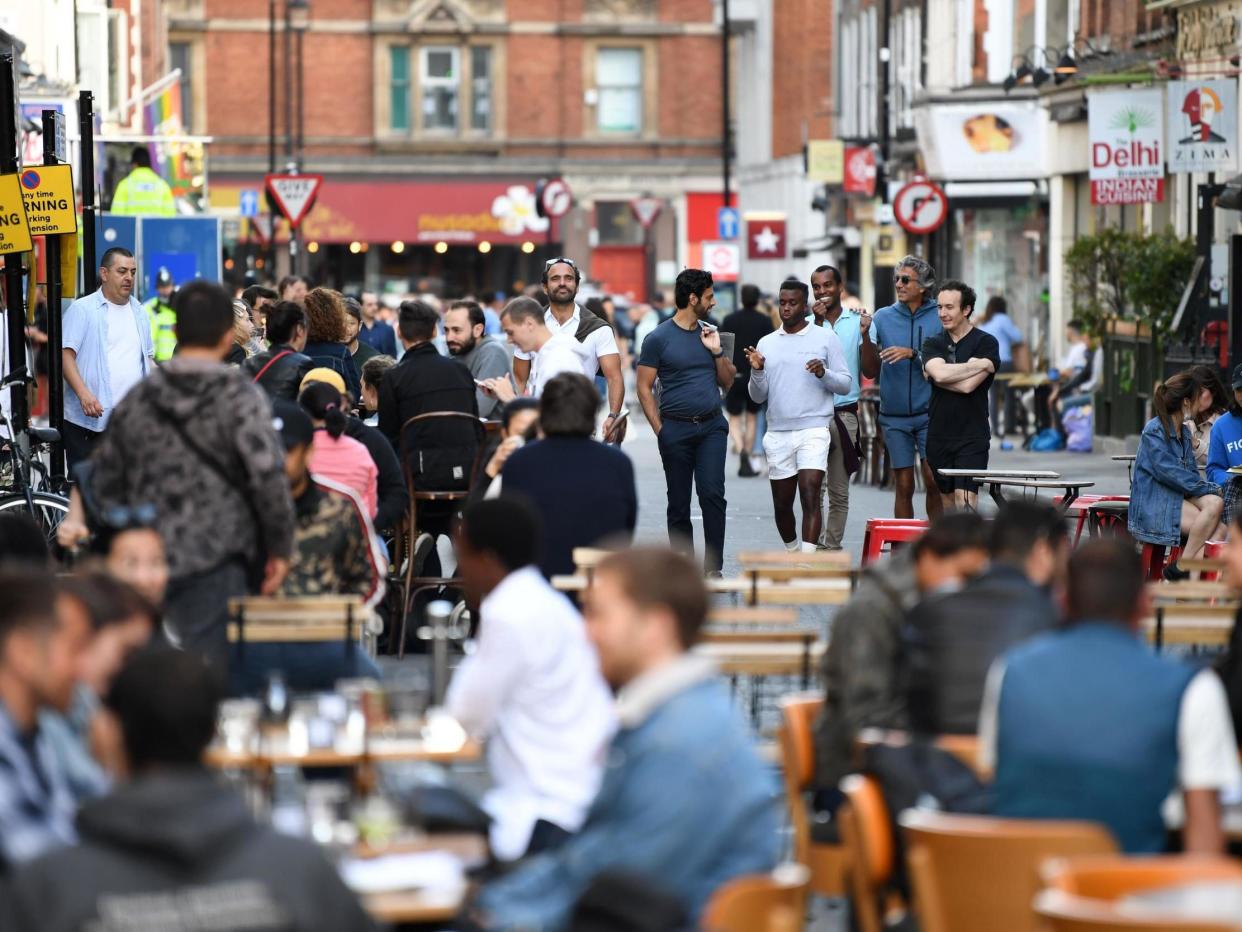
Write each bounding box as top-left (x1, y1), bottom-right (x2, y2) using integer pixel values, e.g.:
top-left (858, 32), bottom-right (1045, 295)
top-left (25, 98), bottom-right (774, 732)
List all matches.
top-left (762, 427), bottom-right (831, 480)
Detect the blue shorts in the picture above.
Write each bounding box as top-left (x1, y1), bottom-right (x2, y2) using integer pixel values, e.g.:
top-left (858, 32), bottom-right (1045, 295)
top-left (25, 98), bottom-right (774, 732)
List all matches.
top-left (878, 413), bottom-right (929, 470)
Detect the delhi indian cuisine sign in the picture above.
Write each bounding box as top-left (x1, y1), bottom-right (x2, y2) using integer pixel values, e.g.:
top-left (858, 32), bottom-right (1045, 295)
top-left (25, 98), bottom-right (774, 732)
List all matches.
top-left (1088, 88), bottom-right (1165, 205)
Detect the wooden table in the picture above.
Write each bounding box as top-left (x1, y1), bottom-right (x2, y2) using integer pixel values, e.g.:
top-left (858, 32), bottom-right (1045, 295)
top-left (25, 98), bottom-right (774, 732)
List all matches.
top-left (206, 732), bottom-right (481, 770)
top-left (1143, 603), bottom-right (1237, 649)
top-left (553, 574), bottom-right (852, 606)
top-left (1118, 881), bottom-right (1242, 925)
top-left (353, 834), bottom-right (488, 924)
top-left (694, 639), bottom-right (826, 684)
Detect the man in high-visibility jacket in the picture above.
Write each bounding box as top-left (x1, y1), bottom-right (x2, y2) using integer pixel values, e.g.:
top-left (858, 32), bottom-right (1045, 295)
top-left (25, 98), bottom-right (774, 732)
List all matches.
top-left (110, 147), bottom-right (176, 216)
top-left (144, 268), bottom-right (178, 362)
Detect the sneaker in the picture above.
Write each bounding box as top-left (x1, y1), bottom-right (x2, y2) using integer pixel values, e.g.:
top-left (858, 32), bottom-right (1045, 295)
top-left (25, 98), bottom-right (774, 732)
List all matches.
top-left (1162, 564), bottom-right (1191, 582)
top-left (738, 456), bottom-right (758, 478)
top-left (411, 532), bottom-right (436, 579)
top-left (706, 570), bottom-right (724, 580)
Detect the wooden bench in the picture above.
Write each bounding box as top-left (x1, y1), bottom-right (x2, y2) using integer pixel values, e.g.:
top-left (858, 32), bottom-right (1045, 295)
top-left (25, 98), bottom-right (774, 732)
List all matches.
top-left (694, 639), bottom-right (826, 683)
top-left (1149, 580), bottom-right (1235, 603)
top-left (553, 574), bottom-right (852, 606)
top-left (227, 596), bottom-right (370, 647)
top-left (708, 606), bottom-right (800, 626)
top-left (1143, 602), bottom-right (1237, 650)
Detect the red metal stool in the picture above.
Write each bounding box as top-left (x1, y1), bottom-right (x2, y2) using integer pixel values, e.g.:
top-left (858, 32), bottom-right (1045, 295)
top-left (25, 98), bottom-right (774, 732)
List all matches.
top-left (1201, 540), bottom-right (1226, 580)
top-left (862, 519), bottom-right (929, 564)
top-left (1140, 542), bottom-right (1181, 581)
top-left (1058, 494), bottom-right (1130, 545)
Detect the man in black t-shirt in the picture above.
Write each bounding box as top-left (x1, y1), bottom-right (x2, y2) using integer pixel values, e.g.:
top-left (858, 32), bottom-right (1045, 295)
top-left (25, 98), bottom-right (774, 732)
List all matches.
top-left (720, 284), bottom-right (774, 477)
top-left (921, 280), bottom-right (1000, 511)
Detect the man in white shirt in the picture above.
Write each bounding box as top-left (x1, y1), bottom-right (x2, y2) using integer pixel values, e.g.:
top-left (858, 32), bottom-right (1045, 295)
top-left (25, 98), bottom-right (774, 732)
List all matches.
top-left (980, 538), bottom-right (1241, 854)
top-left (61, 248), bottom-right (154, 469)
top-left (510, 258), bottom-right (626, 443)
top-left (484, 297), bottom-right (586, 402)
top-left (746, 280), bottom-right (851, 553)
top-left (447, 498), bottom-right (614, 861)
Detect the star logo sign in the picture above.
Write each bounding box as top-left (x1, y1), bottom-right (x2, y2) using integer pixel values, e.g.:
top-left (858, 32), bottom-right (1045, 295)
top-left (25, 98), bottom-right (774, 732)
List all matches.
top-left (753, 226), bottom-right (780, 253)
top-left (746, 217), bottom-right (787, 259)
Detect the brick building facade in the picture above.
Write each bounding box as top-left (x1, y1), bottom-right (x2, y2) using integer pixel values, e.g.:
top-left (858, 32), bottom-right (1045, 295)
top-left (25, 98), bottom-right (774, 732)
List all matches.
top-left (166, 0), bottom-right (726, 298)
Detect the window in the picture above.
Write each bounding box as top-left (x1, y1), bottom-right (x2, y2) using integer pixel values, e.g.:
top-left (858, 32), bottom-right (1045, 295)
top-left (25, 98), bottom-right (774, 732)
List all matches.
top-left (170, 42), bottom-right (193, 131)
top-left (390, 46), bottom-right (411, 132)
top-left (596, 47), bottom-right (642, 133)
top-left (421, 46), bottom-right (459, 132)
top-left (471, 46), bottom-right (492, 133)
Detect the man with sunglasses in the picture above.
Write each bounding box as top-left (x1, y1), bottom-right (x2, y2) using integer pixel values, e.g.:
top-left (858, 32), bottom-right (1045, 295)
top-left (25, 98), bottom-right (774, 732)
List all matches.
top-left (871, 256), bottom-right (944, 520)
top-left (511, 259), bottom-right (626, 443)
top-left (921, 279), bottom-right (1000, 511)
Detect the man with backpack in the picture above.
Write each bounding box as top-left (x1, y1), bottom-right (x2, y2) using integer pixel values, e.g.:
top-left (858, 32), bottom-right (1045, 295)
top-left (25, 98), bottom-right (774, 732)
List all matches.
top-left (70, 282), bottom-right (296, 668)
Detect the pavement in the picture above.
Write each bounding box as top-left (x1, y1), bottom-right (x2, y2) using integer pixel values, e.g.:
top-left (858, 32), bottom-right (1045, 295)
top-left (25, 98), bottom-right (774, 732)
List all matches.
top-left (625, 414), bottom-right (1133, 574)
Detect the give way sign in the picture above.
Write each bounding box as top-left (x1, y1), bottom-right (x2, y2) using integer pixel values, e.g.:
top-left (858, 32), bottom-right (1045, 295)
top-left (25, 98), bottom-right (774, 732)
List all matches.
top-left (265, 173), bottom-right (323, 228)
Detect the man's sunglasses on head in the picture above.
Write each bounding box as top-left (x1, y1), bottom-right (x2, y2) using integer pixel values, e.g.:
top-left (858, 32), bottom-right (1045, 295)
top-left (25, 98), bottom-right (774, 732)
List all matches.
top-left (544, 257), bottom-right (578, 271)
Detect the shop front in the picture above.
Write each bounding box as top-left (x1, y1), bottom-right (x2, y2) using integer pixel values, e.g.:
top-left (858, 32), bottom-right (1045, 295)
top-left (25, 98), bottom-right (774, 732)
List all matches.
top-left (914, 96), bottom-right (1050, 345)
top-left (211, 177), bottom-right (560, 296)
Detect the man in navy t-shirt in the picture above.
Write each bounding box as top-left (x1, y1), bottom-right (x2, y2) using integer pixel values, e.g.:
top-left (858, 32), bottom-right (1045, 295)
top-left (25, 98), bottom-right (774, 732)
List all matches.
top-left (637, 269), bottom-right (737, 574)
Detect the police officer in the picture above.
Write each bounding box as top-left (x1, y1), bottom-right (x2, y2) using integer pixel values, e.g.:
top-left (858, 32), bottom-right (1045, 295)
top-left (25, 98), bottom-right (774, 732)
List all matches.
top-left (144, 269), bottom-right (178, 363)
top-left (110, 147), bottom-right (176, 216)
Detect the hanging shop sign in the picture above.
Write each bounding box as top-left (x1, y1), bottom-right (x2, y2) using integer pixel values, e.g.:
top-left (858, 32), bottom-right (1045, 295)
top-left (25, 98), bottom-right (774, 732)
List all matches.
top-left (1167, 79), bottom-right (1238, 174)
top-left (1088, 88), bottom-right (1165, 205)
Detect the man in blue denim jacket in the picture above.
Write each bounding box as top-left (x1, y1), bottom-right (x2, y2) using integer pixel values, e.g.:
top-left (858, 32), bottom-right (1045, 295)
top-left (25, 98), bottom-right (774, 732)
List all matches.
top-left (472, 547), bottom-right (780, 930)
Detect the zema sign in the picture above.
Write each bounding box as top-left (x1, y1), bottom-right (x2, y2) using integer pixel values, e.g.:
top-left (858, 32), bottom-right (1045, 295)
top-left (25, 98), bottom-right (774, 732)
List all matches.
top-left (1167, 80), bottom-right (1238, 174)
top-left (1088, 88), bottom-right (1165, 205)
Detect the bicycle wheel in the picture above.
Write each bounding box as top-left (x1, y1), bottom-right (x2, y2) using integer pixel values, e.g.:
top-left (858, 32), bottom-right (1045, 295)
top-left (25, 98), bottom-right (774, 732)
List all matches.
top-left (0, 491), bottom-right (71, 561)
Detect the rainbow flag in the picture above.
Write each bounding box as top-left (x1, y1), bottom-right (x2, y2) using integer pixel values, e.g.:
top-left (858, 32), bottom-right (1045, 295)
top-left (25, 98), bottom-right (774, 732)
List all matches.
top-left (143, 83), bottom-right (196, 195)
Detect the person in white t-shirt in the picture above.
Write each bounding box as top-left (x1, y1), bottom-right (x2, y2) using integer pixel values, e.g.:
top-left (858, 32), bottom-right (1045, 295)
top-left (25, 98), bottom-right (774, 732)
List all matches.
top-left (980, 538), bottom-right (1241, 855)
top-left (61, 248), bottom-right (155, 469)
top-left (483, 297), bottom-right (587, 402)
top-left (447, 498), bottom-right (614, 861)
top-left (509, 258), bottom-right (626, 443)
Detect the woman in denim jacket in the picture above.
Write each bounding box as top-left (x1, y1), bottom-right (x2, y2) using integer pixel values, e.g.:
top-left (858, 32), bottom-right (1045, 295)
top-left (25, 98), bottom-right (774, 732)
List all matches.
top-left (1129, 370), bottom-right (1223, 581)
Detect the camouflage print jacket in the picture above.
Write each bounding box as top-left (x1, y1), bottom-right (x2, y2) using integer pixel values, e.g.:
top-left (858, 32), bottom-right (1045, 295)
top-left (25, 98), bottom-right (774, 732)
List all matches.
top-left (813, 547), bottom-right (919, 793)
top-left (280, 478), bottom-right (384, 605)
top-left (91, 359), bottom-right (295, 581)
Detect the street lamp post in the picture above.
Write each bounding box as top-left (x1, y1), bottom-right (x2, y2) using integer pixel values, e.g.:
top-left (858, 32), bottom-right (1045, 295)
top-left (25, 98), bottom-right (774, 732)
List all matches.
top-left (721, 0), bottom-right (731, 209)
top-left (268, 0), bottom-right (276, 272)
top-left (285, 0), bottom-right (310, 277)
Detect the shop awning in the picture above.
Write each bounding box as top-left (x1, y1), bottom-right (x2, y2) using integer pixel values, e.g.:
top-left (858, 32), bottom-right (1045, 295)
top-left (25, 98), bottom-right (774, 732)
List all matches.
top-left (209, 177), bottom-right (557, 245)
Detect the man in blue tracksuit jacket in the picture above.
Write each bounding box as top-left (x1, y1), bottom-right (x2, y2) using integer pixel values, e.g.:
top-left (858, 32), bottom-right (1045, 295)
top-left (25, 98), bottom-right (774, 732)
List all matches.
top-left (871, 255), bottom-right (945, 520)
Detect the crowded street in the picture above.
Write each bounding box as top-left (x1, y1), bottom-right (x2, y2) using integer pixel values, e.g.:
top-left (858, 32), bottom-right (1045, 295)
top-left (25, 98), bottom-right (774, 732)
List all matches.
top-left (6, 0), bottom-right (1242, 930)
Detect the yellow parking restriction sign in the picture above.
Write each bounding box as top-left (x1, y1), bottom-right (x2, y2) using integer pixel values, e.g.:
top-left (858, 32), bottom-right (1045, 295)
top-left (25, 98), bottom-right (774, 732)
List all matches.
top-left (19, 165), bottom-right (77, 236)
top-left (0, 173), bottom-right (32, 254)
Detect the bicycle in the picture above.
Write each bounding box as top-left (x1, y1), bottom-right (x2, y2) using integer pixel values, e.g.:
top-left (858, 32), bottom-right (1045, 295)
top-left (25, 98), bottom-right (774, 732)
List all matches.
top-left (0, 367), bottom-right (71, 555)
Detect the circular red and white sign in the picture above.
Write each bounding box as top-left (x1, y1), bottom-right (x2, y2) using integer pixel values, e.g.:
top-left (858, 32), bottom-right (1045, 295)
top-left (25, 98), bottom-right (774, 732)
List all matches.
top-left (541, 179), bottom-right (573, 219)
top-left (705, 242), bottom-right (740, 278)
top-left (893, 179), bottom-right (949, 235)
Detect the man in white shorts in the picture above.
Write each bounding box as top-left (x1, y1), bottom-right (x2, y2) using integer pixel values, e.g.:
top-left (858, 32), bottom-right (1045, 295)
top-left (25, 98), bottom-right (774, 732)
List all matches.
top-left (746, 280), bottom-right (852, 553)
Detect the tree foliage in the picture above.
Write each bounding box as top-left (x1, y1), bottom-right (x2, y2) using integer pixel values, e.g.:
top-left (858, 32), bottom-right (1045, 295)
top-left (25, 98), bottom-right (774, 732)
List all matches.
top-left (1064, 228), bottom-right (1196, 346)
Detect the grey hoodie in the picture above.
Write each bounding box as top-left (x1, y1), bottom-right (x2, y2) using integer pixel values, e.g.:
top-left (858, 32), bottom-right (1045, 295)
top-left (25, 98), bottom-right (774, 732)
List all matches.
top-left (90, 357), bottom-right (295, 580)
top-left (3, 768), bottom-right (376, 931)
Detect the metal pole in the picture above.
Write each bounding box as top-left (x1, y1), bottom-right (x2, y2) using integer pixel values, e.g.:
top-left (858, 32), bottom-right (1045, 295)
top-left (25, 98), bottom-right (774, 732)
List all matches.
top-left (269, 0), bottom-right (277, 274)
top-left (296, 29), bottom-right (304, 172)
top-left (284, 2), bottom-right (293, 163)
top-left (42, 112), bottom-right (65, 482)
top-left (0, 53), bottom-right (28, 437)
top-left (79, 91), bottom-right (97, 296)
top-left (721, 0), bottom-right (731, 208)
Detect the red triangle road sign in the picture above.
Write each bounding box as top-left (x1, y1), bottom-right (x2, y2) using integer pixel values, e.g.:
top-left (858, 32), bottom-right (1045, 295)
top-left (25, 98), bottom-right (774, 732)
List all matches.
top-left (265, 173), bottom-right (322, 228)
top-left (249, 214), bottom-right (273, 243)
top-left (631, 197), bottom-right (662, 229)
